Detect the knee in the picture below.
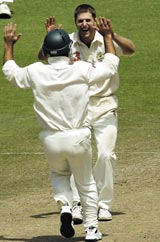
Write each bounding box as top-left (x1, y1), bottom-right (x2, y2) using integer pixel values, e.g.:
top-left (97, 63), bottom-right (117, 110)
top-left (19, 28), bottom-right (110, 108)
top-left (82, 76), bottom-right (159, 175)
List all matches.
top-left (98, 151), bottom-right (116, 169)
top-left (99, 151), bottom-right (116, 161)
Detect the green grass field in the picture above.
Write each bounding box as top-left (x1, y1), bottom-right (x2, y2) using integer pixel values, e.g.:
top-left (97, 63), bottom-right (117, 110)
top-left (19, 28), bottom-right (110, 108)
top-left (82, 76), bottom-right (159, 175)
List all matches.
top-left (0, 1), bottom-right (160, 240)
top-left (0, 0), bottom-right (159, 197)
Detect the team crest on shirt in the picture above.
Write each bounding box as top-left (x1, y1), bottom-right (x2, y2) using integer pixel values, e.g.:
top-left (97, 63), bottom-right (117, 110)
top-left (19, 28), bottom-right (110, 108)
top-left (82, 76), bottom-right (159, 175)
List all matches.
top-left (96, 52), bottom-right (104, 61)
top-left (73, 51), bottom-right (81, 62)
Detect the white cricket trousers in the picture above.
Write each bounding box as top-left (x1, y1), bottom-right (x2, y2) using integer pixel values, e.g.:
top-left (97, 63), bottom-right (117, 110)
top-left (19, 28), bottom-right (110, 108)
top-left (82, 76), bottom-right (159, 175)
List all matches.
top-left (71, 110), bottom-right (118, 210)
top-left (93, 110), bottom-right (118, 210)
top-left (39, 127), bottom-right (98, 228)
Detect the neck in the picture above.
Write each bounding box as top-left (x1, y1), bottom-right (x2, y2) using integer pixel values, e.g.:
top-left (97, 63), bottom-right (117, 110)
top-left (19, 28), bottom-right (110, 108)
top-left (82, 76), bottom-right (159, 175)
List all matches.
top-left (79, 32), bottom-right (95, 48)
top-left (79, 35), bottom-right (91, 48)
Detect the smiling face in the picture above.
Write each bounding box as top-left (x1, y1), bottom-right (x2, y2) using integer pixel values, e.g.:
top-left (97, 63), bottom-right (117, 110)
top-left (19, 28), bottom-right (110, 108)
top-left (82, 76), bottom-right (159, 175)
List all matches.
top-left (75, 11), bottom-right (96, 47)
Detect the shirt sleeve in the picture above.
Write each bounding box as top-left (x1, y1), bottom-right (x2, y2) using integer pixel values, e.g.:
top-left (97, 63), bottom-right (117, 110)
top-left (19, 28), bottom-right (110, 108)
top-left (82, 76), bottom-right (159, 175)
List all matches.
top-left (113, 40), bottom-right (124, 57)
top-left (2, 60), bottom-right (31, 89)
top-left (88, 53), bottom-right (119, 85)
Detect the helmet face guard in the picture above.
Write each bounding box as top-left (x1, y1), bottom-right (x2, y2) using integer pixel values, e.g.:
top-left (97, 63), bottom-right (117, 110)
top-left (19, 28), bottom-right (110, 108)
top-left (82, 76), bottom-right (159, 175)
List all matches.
top-left (42, 29), bottom-right (72, 57)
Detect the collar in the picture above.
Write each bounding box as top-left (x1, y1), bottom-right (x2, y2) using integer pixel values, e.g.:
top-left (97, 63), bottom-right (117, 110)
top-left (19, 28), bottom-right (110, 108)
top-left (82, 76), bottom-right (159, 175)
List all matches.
top-left (47, 56), bottom-right (71, 66)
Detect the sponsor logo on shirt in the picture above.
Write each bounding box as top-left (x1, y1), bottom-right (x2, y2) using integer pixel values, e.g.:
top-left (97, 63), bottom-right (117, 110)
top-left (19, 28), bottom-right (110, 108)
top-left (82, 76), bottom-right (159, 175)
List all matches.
top-left (73, 51), bottom-right (81, 61)
top-left (96, 52), bottom-right (104, 61)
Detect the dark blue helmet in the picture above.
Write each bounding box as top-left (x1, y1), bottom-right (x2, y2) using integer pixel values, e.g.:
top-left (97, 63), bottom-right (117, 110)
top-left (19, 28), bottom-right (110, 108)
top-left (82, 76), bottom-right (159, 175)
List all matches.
top-left (42, 29), bottom-right (72, 57)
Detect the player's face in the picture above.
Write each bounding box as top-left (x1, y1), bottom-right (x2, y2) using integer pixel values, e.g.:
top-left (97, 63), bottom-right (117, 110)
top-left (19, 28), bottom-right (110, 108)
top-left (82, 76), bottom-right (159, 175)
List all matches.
top-left (75, 12), bottom-right (96, 46)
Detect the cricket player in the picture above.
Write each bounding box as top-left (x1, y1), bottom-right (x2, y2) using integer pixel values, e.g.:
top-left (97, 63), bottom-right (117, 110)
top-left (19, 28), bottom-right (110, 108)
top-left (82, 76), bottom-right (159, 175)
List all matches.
top-left (39, 6), bottom-right (135, 224)
top-left (70, 4), bottom-right (136, 222)
top-left (2, 19), bottom-right (119, 241)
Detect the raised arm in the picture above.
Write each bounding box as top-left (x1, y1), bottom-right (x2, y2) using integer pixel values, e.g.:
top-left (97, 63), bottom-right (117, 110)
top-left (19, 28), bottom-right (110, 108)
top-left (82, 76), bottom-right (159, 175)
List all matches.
top-left (95, 17), bottom-right (116, 55)
top-left (107, 18), bottom-right (135, 55)
top-left (3, 22), bottom-right (21, 63)
top-left (38, 16), bottom-right (62, 60)
top-left (88, 17), bottom-right (119, 84)
top-left (45, 16), bottom-right (62, 32)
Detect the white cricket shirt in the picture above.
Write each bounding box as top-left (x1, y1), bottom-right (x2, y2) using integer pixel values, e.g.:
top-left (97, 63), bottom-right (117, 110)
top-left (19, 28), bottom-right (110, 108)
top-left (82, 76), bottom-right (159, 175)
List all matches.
top-left (70, 31), bottom-right (123, 114)
top-left (2, 54), bottom-right (119, 131)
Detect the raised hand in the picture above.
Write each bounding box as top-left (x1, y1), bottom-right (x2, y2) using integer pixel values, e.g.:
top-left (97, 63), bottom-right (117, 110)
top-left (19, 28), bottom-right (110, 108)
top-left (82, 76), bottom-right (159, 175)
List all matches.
top-left (95, 17), bottom-right (112, 37)
top-left (45, 16), bottom-right (62, 33)
top-left (4, 22), bottom-right (21, 45)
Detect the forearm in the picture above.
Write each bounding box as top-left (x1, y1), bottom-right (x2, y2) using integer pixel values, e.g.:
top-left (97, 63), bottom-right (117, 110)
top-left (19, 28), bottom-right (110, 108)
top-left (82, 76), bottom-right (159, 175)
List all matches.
top-left (112, 32), bottom-right (135, 55)
top-left (104, 34), bottom-right (116, 55)
top-left (3, 43), bottom-right (14, 64)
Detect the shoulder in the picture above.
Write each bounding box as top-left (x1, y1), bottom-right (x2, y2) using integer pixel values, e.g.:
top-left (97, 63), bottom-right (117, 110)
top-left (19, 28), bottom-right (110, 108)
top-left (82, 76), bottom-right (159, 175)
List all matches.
top-left (69, 32), bottom-right (78, 41)
top-left (73, 60), bottom-right (91, 73)
top-left (69, 32), bottom-right (74, 38)
top-left (28, 62), bottom-right (44, 69)
top-left (74, 60), bottom-right (90, 67)
top-left (94, 31), bottom-right (123, 56)
top-left (26, 62), bottom-right (46, 74)
top-left (94, 31), bottom-right (104, 43)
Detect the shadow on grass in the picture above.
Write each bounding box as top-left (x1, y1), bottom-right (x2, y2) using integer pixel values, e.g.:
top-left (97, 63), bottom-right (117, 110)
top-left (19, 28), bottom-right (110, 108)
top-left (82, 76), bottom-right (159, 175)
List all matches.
top-left (0, 236), bottom-right (85, 242)
top-left (30, 211), bottom-right (58, 219)
top-left (1, 211), bottom-right (124, 242)
top-left (30, 210), bottom-right (125, 219)
top-left (111, 211), bottom-right (126, 216)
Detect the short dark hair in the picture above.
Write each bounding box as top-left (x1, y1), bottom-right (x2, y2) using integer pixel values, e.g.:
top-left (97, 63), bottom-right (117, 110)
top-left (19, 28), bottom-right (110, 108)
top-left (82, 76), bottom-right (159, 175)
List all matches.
top-left (74, 4), bottom-right (96, 22)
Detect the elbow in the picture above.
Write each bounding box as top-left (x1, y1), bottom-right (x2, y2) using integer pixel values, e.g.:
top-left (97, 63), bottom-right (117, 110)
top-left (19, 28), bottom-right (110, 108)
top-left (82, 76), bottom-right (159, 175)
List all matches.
top-left (123, 45), bottom-right (136, 55)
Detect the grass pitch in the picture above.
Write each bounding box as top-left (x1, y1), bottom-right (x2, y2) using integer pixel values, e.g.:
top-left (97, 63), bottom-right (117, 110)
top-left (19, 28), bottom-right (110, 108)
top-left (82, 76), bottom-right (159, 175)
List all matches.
top-left (0, 0), bottom-right (159, 199)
